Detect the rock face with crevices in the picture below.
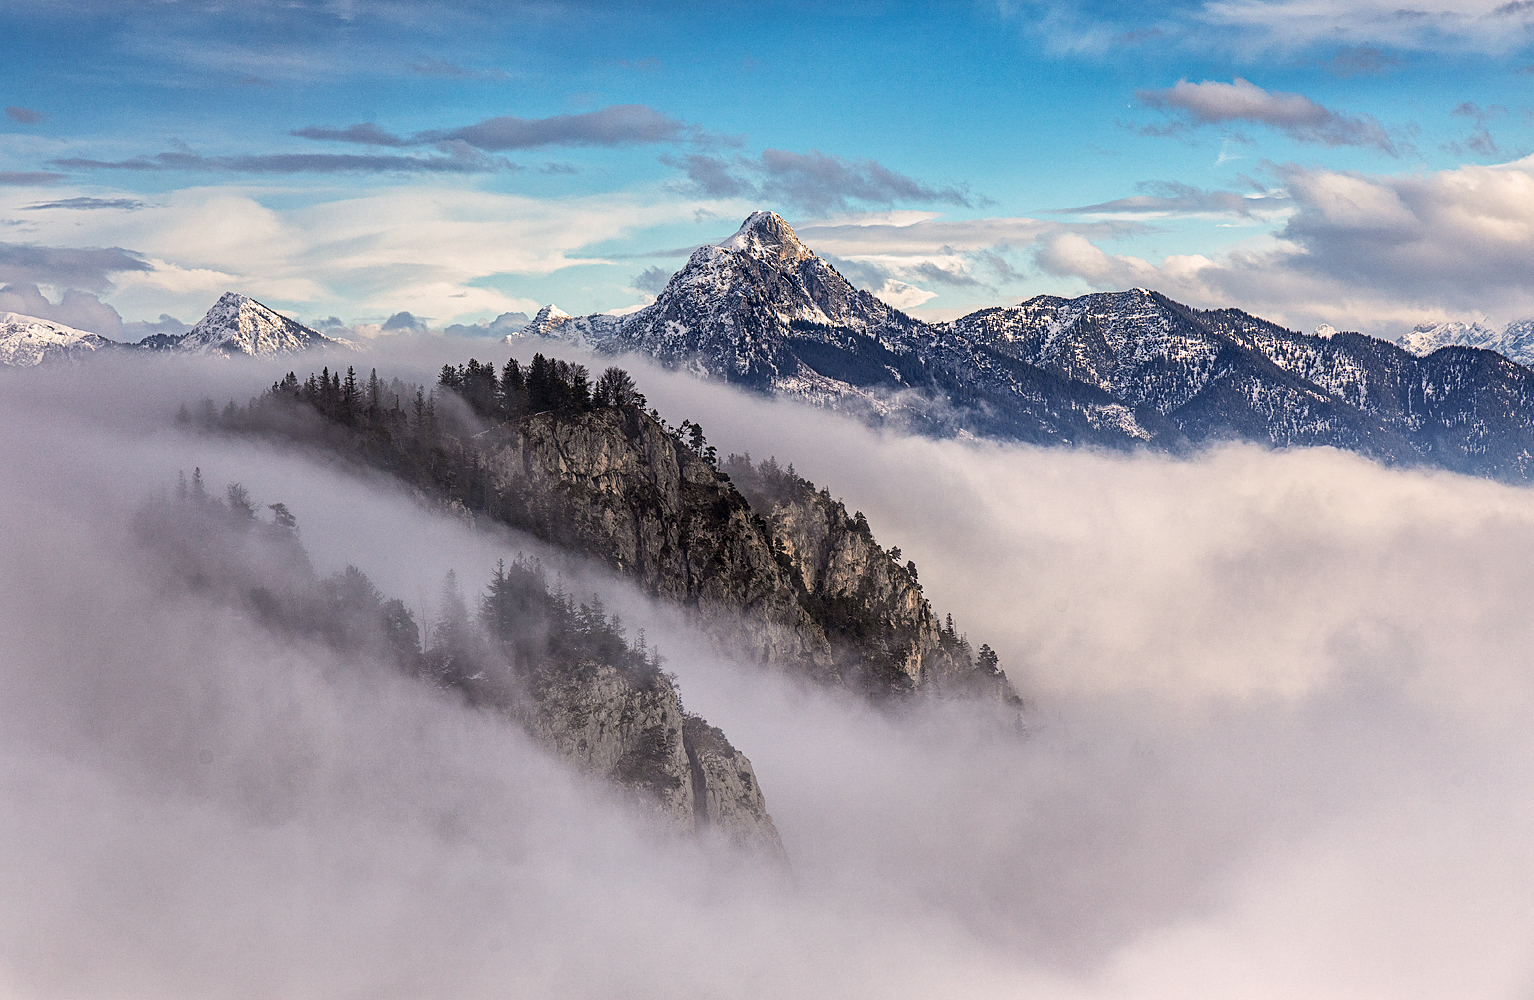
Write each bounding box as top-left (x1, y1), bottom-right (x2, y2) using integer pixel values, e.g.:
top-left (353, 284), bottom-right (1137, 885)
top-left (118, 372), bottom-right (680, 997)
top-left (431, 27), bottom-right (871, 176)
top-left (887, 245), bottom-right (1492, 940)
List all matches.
top-left (682, 715), bottom-right (781, 853)
top-left (478, 405), bottom-right (838, 677)
top-left (468, 405), bottom-right (1014, 699)
top-left (527, 660), bottom-right (783, 852)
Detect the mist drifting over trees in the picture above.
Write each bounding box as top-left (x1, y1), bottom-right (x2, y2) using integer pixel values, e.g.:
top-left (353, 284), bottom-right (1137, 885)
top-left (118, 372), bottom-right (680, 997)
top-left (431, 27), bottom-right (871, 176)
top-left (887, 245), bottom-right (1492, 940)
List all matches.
top-left (4, 347), bottom-right (1534, 998)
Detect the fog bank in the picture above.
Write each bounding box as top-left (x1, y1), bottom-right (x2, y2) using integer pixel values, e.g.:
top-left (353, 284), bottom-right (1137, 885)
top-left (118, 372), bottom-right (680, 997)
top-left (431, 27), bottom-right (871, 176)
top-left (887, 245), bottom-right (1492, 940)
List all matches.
top-left (3, 350), bottom-right (1534, 998)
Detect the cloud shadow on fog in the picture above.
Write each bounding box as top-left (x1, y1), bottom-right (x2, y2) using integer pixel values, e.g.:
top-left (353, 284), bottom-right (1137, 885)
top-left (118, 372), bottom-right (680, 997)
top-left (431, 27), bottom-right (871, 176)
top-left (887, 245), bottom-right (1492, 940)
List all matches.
top-left (3, 349), bottom-right (1534, 996)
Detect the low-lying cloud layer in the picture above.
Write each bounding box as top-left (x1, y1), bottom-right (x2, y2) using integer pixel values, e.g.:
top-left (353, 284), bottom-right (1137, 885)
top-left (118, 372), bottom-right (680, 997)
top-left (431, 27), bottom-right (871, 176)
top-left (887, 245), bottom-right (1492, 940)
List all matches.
top-left (5, 348), bottom-right (1534, 996)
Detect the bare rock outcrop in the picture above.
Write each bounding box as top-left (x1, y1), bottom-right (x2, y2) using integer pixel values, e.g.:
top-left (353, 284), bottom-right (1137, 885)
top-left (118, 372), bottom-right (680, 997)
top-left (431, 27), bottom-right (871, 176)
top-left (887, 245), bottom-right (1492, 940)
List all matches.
top-left (528, 661), bottom-right (784, 853)
top-left (469, 405), bottom-right (1013, 699)
top-left (478, 406), bottom-right (839, 679)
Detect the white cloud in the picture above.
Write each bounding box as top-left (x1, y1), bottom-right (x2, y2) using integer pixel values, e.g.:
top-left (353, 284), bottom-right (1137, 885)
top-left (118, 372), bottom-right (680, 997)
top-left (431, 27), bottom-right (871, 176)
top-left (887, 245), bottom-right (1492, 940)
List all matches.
top-left (869, 278), bottom-right (939, 309)
top-left (796, 216), bottom-right (1097, 256)
top-left (1139, 78), bottom-right (1398, 153)
top-left (1004, 0), bottom-right (1534, 57)
top-left (10, 354), bottom-right (1534, 995)
top-left (0, 183), bottom-right (712, 326)
top-left (1201, 0), bottom-right (1534, 53)
top-left (1031, 155), bottom-right (1534, 334)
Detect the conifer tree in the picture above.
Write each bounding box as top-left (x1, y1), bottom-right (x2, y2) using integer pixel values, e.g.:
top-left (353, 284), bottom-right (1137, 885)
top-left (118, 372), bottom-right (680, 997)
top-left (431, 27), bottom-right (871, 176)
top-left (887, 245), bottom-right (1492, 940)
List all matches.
top-left (225, 482), bottom-right (255, 518)
top-left (566, 363), bottom-right (592, 410)
top-left (527, 353), bottom-right (556, 412)
top-left (267, 502), bottom-right (297, 529)
top-left (342, 366), bottom-right (359, 420)
top-left (499, 358), bottom-right (524, 416)
top-left (432, 569), bottom-right (473, 654)
top-left (595, 366), bottom-right (641, 407)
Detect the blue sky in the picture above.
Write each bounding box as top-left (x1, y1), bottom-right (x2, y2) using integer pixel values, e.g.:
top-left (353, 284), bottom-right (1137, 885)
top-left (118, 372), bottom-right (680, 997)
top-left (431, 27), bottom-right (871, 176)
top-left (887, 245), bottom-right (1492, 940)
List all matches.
top-left (3, 0), bottom-right (1534, 339)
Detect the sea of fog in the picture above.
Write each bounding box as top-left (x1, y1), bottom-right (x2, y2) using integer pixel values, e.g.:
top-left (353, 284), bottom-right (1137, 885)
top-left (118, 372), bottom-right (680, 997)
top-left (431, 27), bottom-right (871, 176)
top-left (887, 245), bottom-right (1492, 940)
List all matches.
top-left (2, 343), bottom-right (1532, 998)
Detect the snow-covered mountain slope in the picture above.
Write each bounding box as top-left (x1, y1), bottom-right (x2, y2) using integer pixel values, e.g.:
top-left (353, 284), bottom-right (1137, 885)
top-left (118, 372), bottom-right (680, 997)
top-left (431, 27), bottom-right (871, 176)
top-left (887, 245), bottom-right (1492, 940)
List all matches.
top-left (1399, 320), bottom-right (1499, 357)
top-left (954, 293), bottom-right (1534, 476)
top-left (517, 212), bottom-right (1155, 446)
top-left (1397, 319), bottom-right (1534, 367)
top-left (172, 292), bottom-right (341, 357)
top-left (507, 305), bottom-right (622, 350)
top-left (500, 210), bottom-right (1534, 481)
top-left (602, 210), bottom-right (919, 385)
top-left (1498, 320), bottom-right (1534, 366)
top-left (0, 313), bottom-right (116, 367)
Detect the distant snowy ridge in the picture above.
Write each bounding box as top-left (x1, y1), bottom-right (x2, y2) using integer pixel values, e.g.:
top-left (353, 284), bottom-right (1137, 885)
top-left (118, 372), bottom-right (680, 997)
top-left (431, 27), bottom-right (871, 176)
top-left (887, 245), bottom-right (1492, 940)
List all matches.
top-left (0, 312), bottom-right (115, 367)
top-left (1397, 319), bottom-right (1534, 366)
top-left (507, 304), bottom-right (622, 350)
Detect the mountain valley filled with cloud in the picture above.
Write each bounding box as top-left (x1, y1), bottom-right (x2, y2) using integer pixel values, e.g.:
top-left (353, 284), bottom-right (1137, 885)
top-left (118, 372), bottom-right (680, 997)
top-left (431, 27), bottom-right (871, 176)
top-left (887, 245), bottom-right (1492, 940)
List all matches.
top-left (7, 2), bottom-right (1534, 996)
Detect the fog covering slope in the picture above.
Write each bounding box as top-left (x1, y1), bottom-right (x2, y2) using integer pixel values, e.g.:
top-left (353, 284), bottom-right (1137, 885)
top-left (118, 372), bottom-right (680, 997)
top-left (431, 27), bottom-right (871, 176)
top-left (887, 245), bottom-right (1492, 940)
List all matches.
top-left (4, 349), bottom-right (1534, 998)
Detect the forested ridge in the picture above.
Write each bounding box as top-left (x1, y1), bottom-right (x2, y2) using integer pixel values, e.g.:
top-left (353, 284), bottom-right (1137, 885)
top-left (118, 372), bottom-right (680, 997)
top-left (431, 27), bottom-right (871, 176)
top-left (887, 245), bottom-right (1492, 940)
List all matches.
top-left (134, 470), bottom-right (784, 849)
top-left (194, 353), bottom-right (1014, 701)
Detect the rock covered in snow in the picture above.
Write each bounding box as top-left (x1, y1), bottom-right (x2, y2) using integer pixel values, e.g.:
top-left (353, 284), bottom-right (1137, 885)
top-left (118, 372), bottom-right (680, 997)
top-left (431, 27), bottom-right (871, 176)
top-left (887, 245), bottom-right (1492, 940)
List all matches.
top-left (174, 292), bottom-right (344, 357)
top-left (0, 312), bottom-right (116, 367)
top-left (1398, 320), bottom-right (1502, 358)
top-left (1397, 319), bottom-right (1534, 367)
top-left (507, 304), bottom-right (623, 350)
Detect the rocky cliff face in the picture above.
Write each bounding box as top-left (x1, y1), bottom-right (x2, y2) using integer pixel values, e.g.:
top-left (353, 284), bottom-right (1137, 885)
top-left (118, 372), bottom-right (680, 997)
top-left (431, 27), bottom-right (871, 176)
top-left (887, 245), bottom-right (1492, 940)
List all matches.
top-left (134, 475), bottom-right (786, 856)
top-left (470, 405), bottom-right (1014, 699)
top-left (528, 661), bottom-right (784, 853)
top-left (217, 354), bottom-right (1021, 854)
top-left (722, 456), bottom-right (1005, 696)
top-left (682, 715), bottom-right (781, 853)
top-left (477, 405), bottom-right (839, 679)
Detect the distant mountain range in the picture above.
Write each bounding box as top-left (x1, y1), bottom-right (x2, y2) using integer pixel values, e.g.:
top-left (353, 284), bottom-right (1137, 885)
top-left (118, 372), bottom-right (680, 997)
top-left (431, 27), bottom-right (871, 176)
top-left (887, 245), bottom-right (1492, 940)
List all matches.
top-left (0, 292), bottom-right (351, 366)
top-left (12, 212), bottom-right (1534, 481)
top-left (511, 211), bottom-right (1534, 482)
top-left (1392, 318), bottom-right (1534, 366)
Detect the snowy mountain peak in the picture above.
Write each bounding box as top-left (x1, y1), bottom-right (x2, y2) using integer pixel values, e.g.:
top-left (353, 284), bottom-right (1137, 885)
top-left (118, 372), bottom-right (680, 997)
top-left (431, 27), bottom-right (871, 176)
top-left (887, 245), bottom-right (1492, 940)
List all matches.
top-left (177, 292), bottom-right (332, 357)
top-left (716, 211), bottom-right (815, 268)
top-left (519, 304), bottom-right (574, 338)
top-left (508, 304), bottom-right (622, 350)
top-left (0, 312), bottom-right (114, 367)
